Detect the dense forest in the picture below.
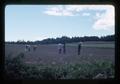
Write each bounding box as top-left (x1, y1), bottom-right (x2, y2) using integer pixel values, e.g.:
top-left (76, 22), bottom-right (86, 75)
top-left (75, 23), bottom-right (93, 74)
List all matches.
top-left (5, 34), bottom-right (115, 44)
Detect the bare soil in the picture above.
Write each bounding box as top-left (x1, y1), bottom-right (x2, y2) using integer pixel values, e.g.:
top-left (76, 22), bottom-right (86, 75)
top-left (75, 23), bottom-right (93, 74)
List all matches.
top-left (5, 42), bottom-right (115, 65)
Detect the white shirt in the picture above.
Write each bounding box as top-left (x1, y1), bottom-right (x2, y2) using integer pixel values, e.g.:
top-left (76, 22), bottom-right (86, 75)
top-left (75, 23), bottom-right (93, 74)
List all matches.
top-left (58, 43), bottom-right (63, 49)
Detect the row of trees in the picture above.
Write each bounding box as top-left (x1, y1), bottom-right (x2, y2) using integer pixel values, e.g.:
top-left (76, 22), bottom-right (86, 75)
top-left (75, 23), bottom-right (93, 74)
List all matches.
top-left (6, 34), bottom-right (115, 44)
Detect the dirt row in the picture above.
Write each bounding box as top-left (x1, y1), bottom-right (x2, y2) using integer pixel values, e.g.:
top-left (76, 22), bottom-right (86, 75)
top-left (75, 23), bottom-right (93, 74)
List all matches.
top-left (5, 44), bottom-right (115, 65)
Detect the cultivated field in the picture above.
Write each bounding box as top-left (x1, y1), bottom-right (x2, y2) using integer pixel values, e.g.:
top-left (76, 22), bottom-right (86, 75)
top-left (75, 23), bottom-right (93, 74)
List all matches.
top-left (5, 41), bottom-right (115, 79)
top-left (5, 41), bottom-right (115, 65)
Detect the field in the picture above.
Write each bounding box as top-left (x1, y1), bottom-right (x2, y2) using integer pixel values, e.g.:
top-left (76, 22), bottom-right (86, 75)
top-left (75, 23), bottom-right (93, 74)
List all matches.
top-left (5, 41), bottom-right (115, 79)
top-left (5, 41), bottom-right (115, 65)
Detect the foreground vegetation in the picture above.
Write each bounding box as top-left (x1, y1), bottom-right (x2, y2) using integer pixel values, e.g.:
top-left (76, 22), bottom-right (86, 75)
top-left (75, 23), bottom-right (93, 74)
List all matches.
top-left (5, 53), bottom-right (114, 80)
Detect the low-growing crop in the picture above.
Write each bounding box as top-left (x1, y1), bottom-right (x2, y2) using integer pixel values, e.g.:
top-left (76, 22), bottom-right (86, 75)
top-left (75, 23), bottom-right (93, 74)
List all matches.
top-left (5, 53), bottom-right (114, 80)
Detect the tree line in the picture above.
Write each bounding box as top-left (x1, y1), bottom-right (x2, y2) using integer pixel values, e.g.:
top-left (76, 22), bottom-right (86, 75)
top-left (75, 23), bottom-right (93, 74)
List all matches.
top-left (6, 34), bottom-right (115, 44)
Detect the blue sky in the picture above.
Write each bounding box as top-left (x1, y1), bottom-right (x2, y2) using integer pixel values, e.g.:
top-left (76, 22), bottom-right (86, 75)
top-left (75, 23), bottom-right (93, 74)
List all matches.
top-left (5, 5), bottom-right (115, 41)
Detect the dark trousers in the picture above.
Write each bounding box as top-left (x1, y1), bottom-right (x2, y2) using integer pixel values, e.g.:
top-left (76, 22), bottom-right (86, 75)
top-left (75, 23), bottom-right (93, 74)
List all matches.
top-left (63, 48), bottom-right (66, 54)
top-left (33, 47), bottom-right (36, 51)
top-left (59, 49), bottom-right (62, 54)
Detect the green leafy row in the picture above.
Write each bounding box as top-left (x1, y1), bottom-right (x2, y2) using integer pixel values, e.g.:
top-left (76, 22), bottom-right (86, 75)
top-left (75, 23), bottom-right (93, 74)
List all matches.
top-left (5, 53), bottom-right (114, 80)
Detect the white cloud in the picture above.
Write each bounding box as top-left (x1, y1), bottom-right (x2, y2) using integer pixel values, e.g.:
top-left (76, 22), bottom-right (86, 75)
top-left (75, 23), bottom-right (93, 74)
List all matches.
top-left (94, 12), bottom-right (103, 19)
top-left (44, 5), bottom-right (114, 16)
top-left (93, 6), bottom-right (114, 32)
top-left (44, 5), bottom-right (74, 16)
top-left (82, 13), bottom-right (90, 16)
top-left (44, 5), bottom-right (115, 32)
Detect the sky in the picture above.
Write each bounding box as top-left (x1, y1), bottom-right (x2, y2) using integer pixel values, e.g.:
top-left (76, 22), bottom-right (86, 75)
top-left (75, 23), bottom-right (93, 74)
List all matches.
top-left (5, 5), bottom-right (115, 41)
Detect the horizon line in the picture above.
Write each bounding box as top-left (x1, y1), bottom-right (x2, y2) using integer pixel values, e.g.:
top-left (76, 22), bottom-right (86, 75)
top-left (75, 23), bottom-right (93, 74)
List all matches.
top-left (5, 34), bottom-right (114, 42)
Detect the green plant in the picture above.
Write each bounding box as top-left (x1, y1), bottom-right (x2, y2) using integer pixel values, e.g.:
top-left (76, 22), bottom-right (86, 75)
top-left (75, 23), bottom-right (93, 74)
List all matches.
top-left (5, 53), bottom-right (114, 79)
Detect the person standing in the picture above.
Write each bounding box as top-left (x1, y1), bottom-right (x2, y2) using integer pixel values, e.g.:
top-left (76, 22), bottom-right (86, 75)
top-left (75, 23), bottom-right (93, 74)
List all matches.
top-left (25, 45), bottom-right (30, 52)
top-left (33, 45), bottom-right (37, 51)
top-left (63, 43), bottom-right (66, 54)
top-left (28, 45), bottom-right (31, 52)
top-left (78, 42), bottom-right (82, 55)
top-left (58, 43), bottom-right (62, 54)
top-left (25, 45), bottom-right (28, 52)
